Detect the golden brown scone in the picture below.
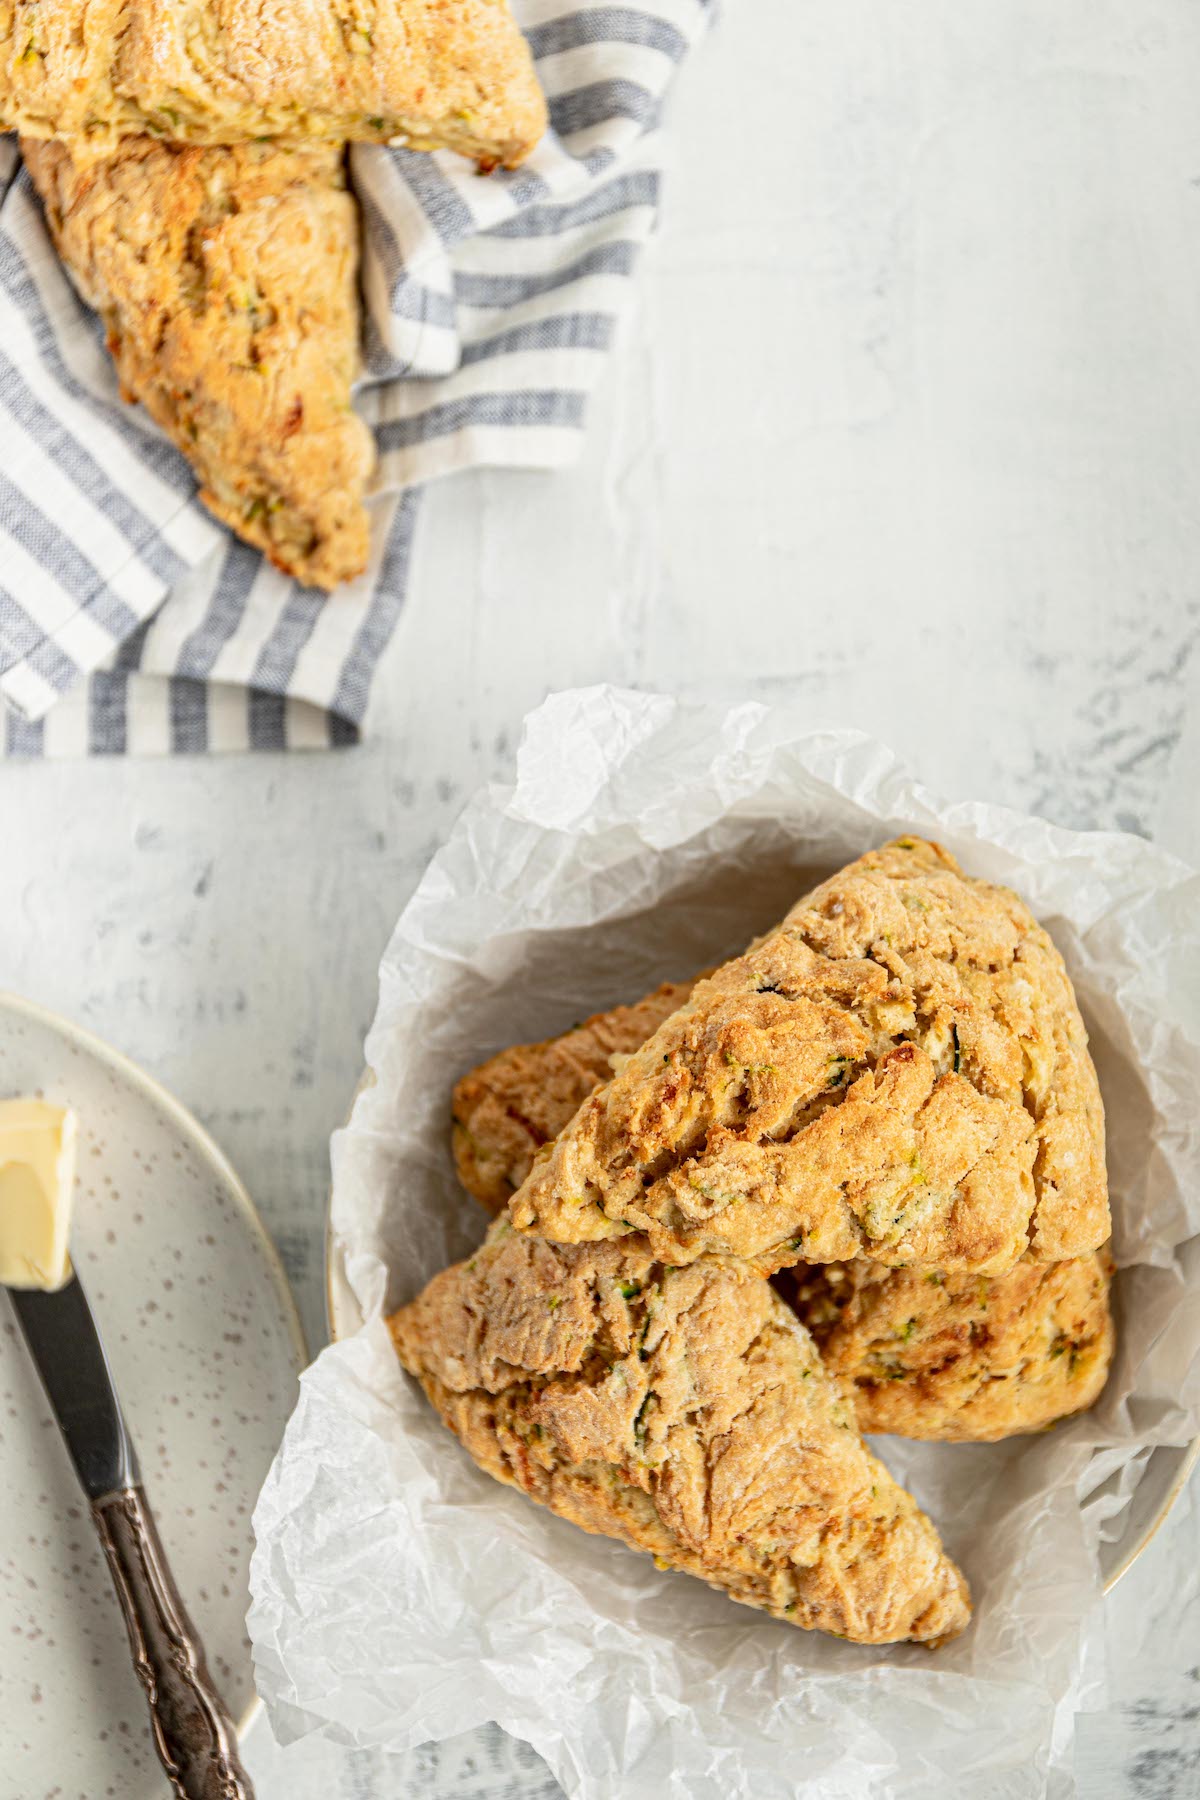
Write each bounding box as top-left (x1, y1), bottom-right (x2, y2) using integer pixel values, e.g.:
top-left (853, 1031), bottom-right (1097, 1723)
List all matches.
top-left (452, 979), bottom-right (706, 1213)
top-left (24, 137), bottom-right (374, 589)
top-left (454, 976), bottom-right (1116, 1441)
top-left (785, 1249), bottom-right (1115, 1442)
top-left (509, 838), bottom-right (1109, 1277)
top-left (390, 1224), bottom-right (972, 1646)
top-left (454, 853), bottom-right (1111, 1423)
top-left (2, 0), bottom-right (546, 169)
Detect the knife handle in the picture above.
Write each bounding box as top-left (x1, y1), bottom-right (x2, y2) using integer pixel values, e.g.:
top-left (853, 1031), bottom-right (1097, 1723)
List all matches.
top-left (92, 1487), bottom-right (256, 1800)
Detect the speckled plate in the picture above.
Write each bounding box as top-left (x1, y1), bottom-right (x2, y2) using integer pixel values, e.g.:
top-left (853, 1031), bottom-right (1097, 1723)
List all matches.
top-left (0, 992), bottom-right (306, 1800)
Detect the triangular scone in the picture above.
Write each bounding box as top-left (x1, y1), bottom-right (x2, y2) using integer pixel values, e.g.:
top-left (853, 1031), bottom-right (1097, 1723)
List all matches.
top-left (24, 137), bottom-right (375, 590)
top-left (390, 1226), bottom-right (972, 1646)
top-left (3, 0), bottom-right (546, 168)
top-left (787, 1249), bottom-right (1115, 1443)
top-left (509, 838), bottom-right (1109, 1277)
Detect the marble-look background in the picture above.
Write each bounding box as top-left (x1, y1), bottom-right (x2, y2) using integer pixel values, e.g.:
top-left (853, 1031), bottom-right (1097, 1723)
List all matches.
top-left (3, 0), bottom-right (1199, 1793)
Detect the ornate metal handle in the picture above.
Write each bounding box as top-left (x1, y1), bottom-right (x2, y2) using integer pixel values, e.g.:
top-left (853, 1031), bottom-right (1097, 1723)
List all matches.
top-left (92, 1487), bottom-right (256, 1800)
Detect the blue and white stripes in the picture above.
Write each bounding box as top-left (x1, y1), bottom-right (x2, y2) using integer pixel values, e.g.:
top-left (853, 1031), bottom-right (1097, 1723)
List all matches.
top-left (0, 0), bottom-right (707, 755)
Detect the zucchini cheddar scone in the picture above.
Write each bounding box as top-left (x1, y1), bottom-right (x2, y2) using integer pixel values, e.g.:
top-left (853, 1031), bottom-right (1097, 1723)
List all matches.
top-left (24, 137), bottom-right (375, 588)
top-left (507, 839), bottom-right (1109, 1277)
top-left (785, 1250), bottom-right (1115, 1443)
top-left (390, 1225), bottom-right (972, 1646)
top-left (2, 0), bottom-right (547, 169)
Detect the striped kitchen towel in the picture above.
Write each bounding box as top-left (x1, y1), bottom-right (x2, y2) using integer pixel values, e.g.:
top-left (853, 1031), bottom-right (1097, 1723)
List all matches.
top-left (0, 0), bottom-right (707, 756)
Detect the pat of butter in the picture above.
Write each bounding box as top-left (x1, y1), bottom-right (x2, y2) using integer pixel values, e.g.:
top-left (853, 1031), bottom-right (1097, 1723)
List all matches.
top-left (0, 1100), bottom-right (77, 1290)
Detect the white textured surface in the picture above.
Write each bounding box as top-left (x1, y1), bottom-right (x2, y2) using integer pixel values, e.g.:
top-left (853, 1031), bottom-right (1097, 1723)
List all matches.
top-left (1, 0), bottom-right (1199, 1793)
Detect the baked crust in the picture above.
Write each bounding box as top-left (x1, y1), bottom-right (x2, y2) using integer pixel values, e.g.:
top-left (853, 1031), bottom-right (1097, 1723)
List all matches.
top-left (508, 839), bottom-right (1109, 1277)
top-left (389, 1225), bottom-right (972, 1646)
top-left (24, 136), bottom-right (375, 589)
top-left (785, 1249), bottom-right (1114, 1441)
top-left (452, 979), bottom-right (703, 1213)
top-left (3, 0), bottom-right (546, 168)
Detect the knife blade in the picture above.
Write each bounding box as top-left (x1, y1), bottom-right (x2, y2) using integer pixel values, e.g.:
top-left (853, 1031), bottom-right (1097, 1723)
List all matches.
top-left (8, 1269), bottom-right (255, 1800)
top-left (9, 1272), bottom-right (139, 1499)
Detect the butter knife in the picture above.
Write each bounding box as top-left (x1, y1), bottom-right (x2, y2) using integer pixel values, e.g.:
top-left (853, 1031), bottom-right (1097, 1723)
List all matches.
top-left (9, 1271), bottom-right (256, 1800)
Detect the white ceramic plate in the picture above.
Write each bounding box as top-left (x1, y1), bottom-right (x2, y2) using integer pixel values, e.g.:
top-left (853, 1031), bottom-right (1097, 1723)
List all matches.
top-left (0, 993), bottom-right (306, 1800)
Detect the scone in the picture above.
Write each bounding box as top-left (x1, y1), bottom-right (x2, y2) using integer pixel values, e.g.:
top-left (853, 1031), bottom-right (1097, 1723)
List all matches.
top-left (449, 955), bottom-right (1115, 1441)
top-left (785, 1250), bottom-right (1115, 1442)
top-left (24, 137), bottom-right (374, 588)
top-left (390, 1223), bottom-right (972, 1646)
top-left (2, 0), bottom-right (547, 168)
top-left (509, 838), bottom-right (1109, 1276)
top-left (452, 978), bottom-right (704, 1213)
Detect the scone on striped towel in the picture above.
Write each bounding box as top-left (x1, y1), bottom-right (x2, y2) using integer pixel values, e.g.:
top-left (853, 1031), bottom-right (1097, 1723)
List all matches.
top-left (23, 137), bottom-right (375, 590)
top-left (2, 0), bottom-right (546, 169)
top-left (390, 1223), bottom-right (972, 1647)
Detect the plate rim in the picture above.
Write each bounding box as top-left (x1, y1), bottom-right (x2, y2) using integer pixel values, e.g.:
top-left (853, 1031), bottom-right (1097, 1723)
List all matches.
top-left (323, 1086), bottom-right (1197, 1601)
top-left (0, 986), bottom-right (309, 1748)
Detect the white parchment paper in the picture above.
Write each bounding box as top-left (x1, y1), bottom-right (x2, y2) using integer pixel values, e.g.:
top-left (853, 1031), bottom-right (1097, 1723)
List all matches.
top-left (249, 687), bottom-right (1200, 1799)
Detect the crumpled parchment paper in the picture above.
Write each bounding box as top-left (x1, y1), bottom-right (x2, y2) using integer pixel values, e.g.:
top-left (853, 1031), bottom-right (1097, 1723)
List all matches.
top-left (248, 687), bottom-right (1200, 1800)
